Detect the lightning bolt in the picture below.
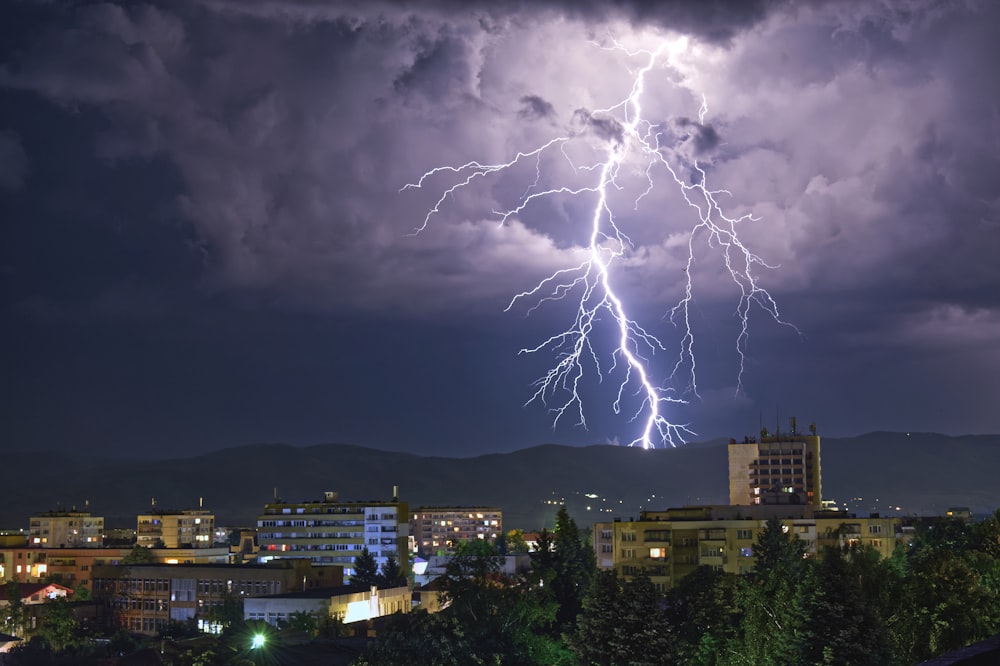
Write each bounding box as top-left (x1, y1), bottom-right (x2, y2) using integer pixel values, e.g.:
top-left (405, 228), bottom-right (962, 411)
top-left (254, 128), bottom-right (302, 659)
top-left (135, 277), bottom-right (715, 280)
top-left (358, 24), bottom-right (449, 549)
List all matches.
top-left (402, 39), bottom-right (795, 448)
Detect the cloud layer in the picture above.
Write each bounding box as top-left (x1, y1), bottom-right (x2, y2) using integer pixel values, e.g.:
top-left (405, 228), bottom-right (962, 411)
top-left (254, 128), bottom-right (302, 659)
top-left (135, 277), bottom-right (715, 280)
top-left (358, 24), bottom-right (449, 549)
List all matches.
top-left (2, 0), bottom-right (998, 454)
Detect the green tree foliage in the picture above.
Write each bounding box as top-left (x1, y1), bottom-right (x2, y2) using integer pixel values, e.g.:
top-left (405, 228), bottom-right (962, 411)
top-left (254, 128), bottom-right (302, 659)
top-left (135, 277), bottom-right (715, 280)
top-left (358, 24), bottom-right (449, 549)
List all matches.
top-left (36, 597), bottom-right (79, 652)
top-left (665, 566), bottom-right (740, 665)
top-left (121, 544), bottom-right (155, 564)
top-left (797, 546), bottom-right (892, 665)
top-left (1, 580), bottom-right (28, 637)
top-left (570, 570), bottom-right (677, 665)
top-left (351, 547), bottom-right (380, 587)
top-left (358, 511), bottom-right (1000, 665)
top-left (727, 518), bottom-right (811, 665)
top-left (505, 529), bottom-right (529, 554)
top-left (531, 505), bottom-right (595, 630)
top-left (359, 540), bottom-right (571, 665)
top-left (277, 609), bottom-right (319, 636)
top-left (378, 554), bottom-right (405, 587)
top-left (73, 582), bottom-right (91, 602)
top-left (206, 590), bottom-right (245, 633)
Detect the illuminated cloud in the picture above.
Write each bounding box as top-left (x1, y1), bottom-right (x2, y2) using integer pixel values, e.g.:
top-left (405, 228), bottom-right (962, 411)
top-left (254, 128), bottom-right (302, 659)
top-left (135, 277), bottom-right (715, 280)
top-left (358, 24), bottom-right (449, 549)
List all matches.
top-left (2, 0), bottom-right (999, 452)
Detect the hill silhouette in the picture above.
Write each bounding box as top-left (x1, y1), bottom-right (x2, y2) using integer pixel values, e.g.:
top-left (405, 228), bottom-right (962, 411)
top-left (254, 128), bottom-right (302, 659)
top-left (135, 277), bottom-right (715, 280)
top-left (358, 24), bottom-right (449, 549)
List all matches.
top-left (3, 432), bottom-right (997, 532)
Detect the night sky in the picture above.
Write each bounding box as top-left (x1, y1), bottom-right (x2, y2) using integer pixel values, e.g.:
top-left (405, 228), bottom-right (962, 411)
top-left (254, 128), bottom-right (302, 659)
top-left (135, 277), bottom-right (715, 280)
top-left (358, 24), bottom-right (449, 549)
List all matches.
top-left (2, 1), bottom-right (999, 459)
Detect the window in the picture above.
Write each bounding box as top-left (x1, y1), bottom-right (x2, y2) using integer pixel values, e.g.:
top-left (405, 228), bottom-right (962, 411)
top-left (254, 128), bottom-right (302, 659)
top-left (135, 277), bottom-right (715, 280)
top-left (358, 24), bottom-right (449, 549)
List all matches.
top-left (600, 530), bottom-right (612, 540)
top-left (868, 524), bottom-right (883, 534)
top-left (622, 532), bottom-right (637, 542)
top-left (649, 547), bottom-right (667, 559)
top-left (739, 547), bottom-right (754, 557)
top-left (621, 548), bottom-right (636, 559)
top-left (736, 529), bottom-right (753, 540)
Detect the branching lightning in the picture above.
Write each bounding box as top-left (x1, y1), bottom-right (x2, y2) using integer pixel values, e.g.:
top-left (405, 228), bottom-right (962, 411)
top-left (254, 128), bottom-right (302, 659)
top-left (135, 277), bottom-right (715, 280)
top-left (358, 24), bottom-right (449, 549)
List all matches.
top-left (402, 39), bottom-right (795, 448)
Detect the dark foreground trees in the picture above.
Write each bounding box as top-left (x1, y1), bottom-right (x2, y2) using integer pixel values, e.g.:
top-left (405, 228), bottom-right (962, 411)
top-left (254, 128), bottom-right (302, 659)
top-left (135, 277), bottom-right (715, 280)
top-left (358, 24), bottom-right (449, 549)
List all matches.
top-left (576, 515), bottom-right (999, 666)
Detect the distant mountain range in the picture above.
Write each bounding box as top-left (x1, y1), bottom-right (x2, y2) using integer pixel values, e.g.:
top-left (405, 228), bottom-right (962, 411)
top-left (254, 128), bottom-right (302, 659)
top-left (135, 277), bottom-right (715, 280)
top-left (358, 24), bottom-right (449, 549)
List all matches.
top-left (4, 432), bottom-right (998, 532)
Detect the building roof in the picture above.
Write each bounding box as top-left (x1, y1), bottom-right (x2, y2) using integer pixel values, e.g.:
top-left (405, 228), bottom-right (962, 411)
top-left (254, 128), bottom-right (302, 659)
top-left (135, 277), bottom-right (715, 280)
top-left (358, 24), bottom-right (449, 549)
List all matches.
top-left (254, 582), bottom-right (407, 600)
top-left (0, 582), bottom-right (73, 600)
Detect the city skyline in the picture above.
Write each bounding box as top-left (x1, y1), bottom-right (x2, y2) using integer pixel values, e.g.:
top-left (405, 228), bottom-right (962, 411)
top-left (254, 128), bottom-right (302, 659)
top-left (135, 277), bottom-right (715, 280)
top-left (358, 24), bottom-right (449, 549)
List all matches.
top-left (2, 1), bottom-right (999, 458)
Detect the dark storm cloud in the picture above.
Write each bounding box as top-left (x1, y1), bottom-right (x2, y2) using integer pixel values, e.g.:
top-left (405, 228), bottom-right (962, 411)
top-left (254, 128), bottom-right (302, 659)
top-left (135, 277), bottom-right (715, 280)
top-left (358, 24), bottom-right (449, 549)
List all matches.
top-left (207, 0), bottom-right (782, 44)
top-left (2, 0), bottom-right (999, 458)
top-left (518, 95), bottom-right (555, 120)
top-left (673, 117), bottom-right (720, 156)
top-left (573, 108), bottom-right (625, 146)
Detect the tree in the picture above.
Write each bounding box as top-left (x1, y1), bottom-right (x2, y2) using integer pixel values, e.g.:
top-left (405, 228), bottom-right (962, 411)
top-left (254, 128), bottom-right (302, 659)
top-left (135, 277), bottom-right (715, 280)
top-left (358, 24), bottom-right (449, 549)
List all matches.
top-left (571, 570), bottom-right (678, 666)
top-left (359, 540), bottom-right (571, 665)
top-left (72, 582), bottom-right (91, 602)
top-left (665, 566), bottom-right (740, 665)
top-left (36, 597), bottom-right (79, 652)
top-left (797, 547), bottom-right (890, 666)
top-left (122, 545), bottom-right (155, 564)
top-left (278, 610), bottom-right (319, 636)
top-left (352, 547), bottom-right (380, 587)
top-left (532, 505), bottom-right (595, 629)
top-left (505, 529), bottom-right (529, 554)
top-left (1, 580), bottom-right (28, 637)
top-left (727, 518), bottom-right (812, 665)
top-left (754, 516), bottom-right (806, 575)
top-left (206, 590), bottom-right (245, 633)
top-left (379, 554), bottom-right (405, 587)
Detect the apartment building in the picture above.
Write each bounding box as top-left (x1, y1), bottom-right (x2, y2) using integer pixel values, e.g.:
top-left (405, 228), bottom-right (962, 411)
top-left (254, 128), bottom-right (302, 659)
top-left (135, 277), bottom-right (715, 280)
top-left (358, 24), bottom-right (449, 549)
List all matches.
top-left (410, 507), bottom-right (502, 555)
top-left (256, 491), bottom-right (409, 580)
top-left (0, 543), bottom-right (230, 594)
top-left (594, 505), bottom-right (902, 591)
top-left (728, 420), bottom-right (822, 506)
top-left (92, 560), bottom-right (341, 635)
top-left (137, 509), bottom-right (215, 549)
top-left (28, 511), bottom-right (104, 548)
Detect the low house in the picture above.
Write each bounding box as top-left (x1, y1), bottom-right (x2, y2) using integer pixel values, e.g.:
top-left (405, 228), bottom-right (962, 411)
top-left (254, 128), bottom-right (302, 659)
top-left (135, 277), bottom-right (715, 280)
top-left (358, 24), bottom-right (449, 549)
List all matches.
top-left (0, 582), bottom-right (73, 606)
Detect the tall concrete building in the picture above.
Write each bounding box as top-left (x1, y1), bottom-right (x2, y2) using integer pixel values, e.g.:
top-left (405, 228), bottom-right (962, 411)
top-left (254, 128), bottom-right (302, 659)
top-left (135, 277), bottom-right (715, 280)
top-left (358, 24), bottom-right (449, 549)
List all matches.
top-left (93, 560), bottom-right (338, 635)
top-left (594, 505), bottom-right (901, 592)
top-left (256, 490), bottom-right (409, 581)
top-left (410, 506), bottom-right (502, 556)
top-left (28, 511), bottom-right (104, 548)
top-left (136, 508), bottom-right (215, 549)
top-left (728, 419), bottom-right (822, 506)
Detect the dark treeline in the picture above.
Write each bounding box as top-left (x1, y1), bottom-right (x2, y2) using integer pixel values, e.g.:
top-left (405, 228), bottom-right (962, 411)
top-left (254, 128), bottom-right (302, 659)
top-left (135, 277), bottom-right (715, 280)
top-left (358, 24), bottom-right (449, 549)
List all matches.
top-left (359, 508), bottom-right (1000, 666)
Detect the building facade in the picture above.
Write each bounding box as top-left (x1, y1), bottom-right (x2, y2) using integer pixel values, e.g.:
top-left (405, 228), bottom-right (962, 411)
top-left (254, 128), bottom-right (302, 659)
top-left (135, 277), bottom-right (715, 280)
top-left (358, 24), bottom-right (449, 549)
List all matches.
top-left (410, 507), bottom-right (502, 555)
top-left (92, 561), bottom-right (341, 635)
top-left (28, 511), bottom-right (104, 548)
top-left (244, 583), bottom-right (411, 627)
top-left (137, 509), bottom-right (216, 549)
top-left (728, 422), bottom-right (822, 506)
top-left (256, 491), bottom-right (409, 581)
top-left (594, 505), bottom-right (902, 592)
